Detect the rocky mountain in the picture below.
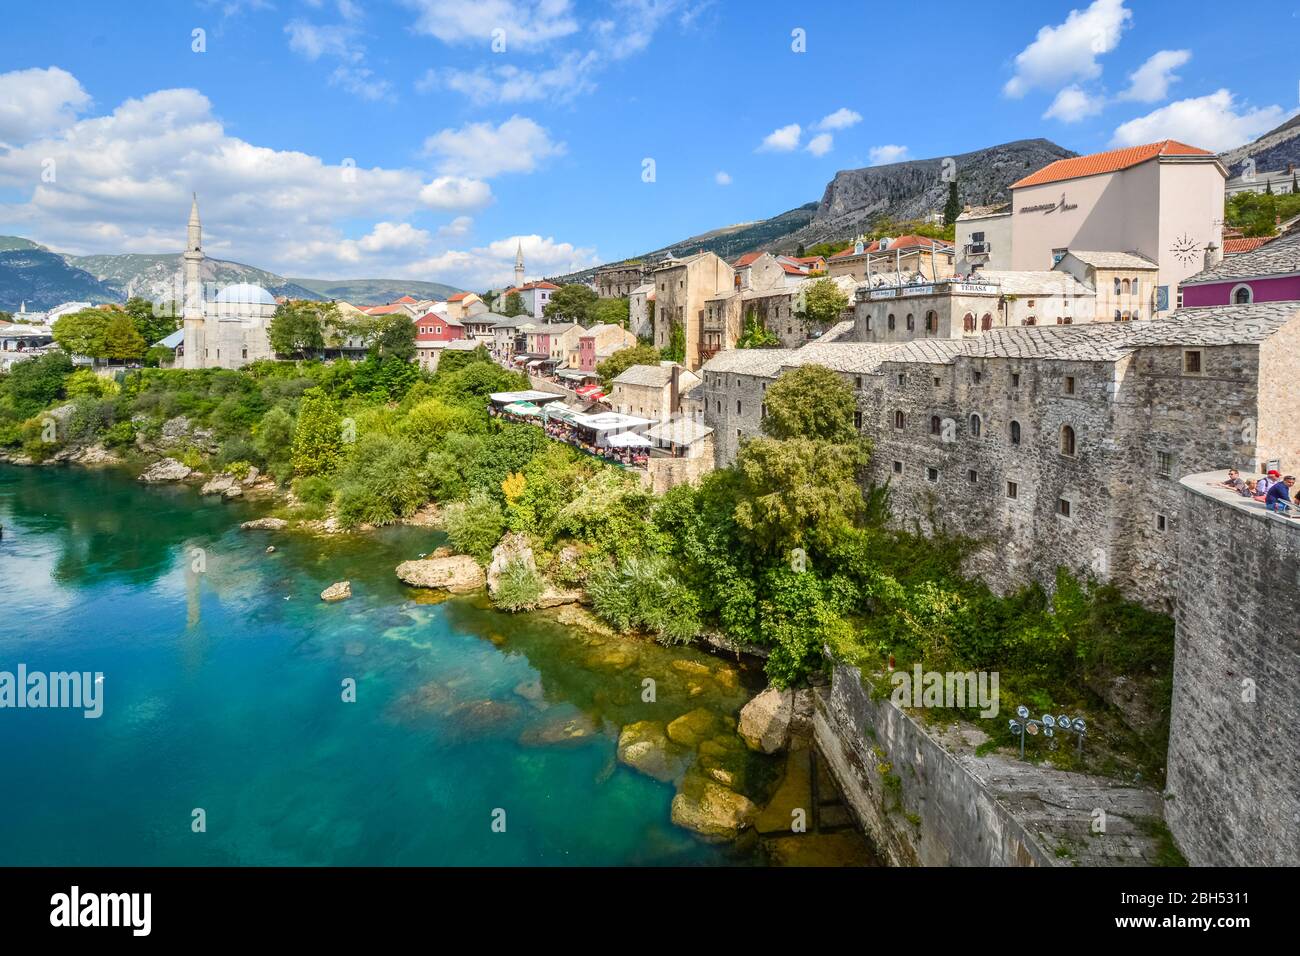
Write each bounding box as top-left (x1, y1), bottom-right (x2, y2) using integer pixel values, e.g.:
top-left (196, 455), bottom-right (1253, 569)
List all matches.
top-left (553, 138), bottom-right (1075, 284)
top-left (287, 277), bottom-right (463, 303)
top-left (1219, 114), bottom-right (1300, 178)
top-left (0, 237), bottom-right (464, 311)
top-left (0, 248), bottom-right (122, 312)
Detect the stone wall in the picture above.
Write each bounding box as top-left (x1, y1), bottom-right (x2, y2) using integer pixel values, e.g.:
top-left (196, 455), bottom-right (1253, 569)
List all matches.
top-left (1164, 475), bottom-right (1300, 866)
top-left (815, 664), bottom-right (1168, 866)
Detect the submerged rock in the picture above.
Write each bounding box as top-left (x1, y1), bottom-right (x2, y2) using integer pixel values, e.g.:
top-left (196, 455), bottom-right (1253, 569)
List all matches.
top-left (396, 555), bottom-right (485, 593)
top-left (616, 721), bottom-right (688, 783)
top-left (321, 581), bottom-right (352, 602)
top-left (139, 457), bottom-right (192, 483)
top-left (670, 777), bottom-right (758, 841)
top-left (666, 708), bottom-right (722, 748)
top-left (241, 517), bottom-right (288, 531)
top-left (738, 687), bottom-right (794, 754)
top-left (519, 710), bottom-right (601, 747)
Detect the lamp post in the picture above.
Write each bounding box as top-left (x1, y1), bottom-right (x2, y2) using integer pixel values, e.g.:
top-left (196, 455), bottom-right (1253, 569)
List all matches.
top-left (1009, 705), bottom-right (1087, 761)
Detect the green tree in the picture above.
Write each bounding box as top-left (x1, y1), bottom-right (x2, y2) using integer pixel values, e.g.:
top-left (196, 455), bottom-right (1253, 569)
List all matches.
top-left (290, 388), bottom-right (343, 476)
top-left (502, 290), bottom-right (526, 317)
top-left (52, 309), bottom-right (110, 358)
top-left (596, 343), bottom-right (660, 389)
top-left (543, 283), bottom-right (598, 324)
top-left (102, 313), bottom-right (146, 361)
top-left (943, 179), bottom-right (961, 226)
top-left (590, 297), bottom-right (630, 329)
top-left (761, 364), bottom-right (858, 442)
top-left (124, 297), bottom-right (178, 346)
top-left (737, 310), bottom-right (780, 349)
top-left (733, 436), bottom-right (866, 559)
top-left (368, 313), bottom-right (416, 362)
top-left (801, 277), bottom-right (850, 330)
top-left (443, 488), bottom-right (507, 563)
top-left (661, 319), bottom-right (685, 364)
top-left (269, 300), bottom-right (328, 357)
top-left (795, 243), bottom-right (806, 258)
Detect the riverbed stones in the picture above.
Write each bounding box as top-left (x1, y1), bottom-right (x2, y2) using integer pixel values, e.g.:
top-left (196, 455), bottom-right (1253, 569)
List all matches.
top-left (138, 457), bottom-right (192, 483)
top-left (321, 581), bottom-right (351, 602)
top-left (519, 710), bottom-right (600, 747)
top-left (670, 775), bottom-right (758, 841)
top-left (395, 555), bottom-right (485, 593)
top-left (201, 473), bottom-right (240, 496)
top-left (616, 721), bottom-right (688, 782)
top-left (738, 687), bottom-right (794, 754)
top-left (666, 708), bottom-right (722, 748)
top-left (241, 517), bottom-right (288, 531)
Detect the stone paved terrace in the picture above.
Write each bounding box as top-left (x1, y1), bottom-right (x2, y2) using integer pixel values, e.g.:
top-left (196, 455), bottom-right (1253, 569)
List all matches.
top-left (1179, 469), bottom-right (1300, 526)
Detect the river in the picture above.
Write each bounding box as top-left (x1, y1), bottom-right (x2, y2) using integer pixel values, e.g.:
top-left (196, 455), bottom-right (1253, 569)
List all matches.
top-left (0, 464), bottom-right (874, 866)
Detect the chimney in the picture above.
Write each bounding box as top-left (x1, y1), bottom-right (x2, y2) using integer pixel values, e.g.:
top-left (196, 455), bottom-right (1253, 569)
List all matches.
top-left (669, 362), bottom-right (682, 414)
top-left (1204, 242), bottom-right (1222, 270)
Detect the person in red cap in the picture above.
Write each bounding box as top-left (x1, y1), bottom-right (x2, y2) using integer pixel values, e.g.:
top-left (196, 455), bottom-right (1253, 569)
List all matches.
top-left (1255, 470), bottom-right (1282, 496)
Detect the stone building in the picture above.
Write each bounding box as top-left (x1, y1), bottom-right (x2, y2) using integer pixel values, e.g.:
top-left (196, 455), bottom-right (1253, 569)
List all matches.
top-left (628, 282), bottom-right (655, 340)
top-left (595, 262), bottom-right (651, 298)
top-left (577, 323), bottom-right (637, 372)
top-left (607, 362), bottom-right (700, 421)
top-left (1052, 250), bottom-right (1160, 322)
top-left (701, 302), bottom-right (1300, 611)
top-left (955, 203), bottom-right (1012, 273)
top-left (651, 251), bottom-right (737, 370)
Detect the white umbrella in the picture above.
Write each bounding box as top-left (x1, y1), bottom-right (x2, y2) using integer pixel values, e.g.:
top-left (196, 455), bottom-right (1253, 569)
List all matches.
top-left (606, 431), bottom-right (652, 448)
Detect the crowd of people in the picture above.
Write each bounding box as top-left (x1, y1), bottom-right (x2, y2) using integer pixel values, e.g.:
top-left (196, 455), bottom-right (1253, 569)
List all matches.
top-left (1220, 468), bottom-right (1296, 517)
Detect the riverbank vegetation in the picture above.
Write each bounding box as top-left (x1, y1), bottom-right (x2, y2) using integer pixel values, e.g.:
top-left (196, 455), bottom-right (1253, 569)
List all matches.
top-left (0, 344), bottom-right (1172, 776)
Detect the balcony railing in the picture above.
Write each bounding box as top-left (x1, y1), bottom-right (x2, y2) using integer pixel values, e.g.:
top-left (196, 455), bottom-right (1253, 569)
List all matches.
top-left (964, 242), bottom-right (991, 255)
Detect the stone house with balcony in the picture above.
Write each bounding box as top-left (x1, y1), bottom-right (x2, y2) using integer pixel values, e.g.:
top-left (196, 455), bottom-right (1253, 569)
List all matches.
top-left (955, 203), bottom-right (1012, 273)
top-left (700, 302), bottom-right (1300, 611)
top-left (596, 263), bottom-right (651, 298)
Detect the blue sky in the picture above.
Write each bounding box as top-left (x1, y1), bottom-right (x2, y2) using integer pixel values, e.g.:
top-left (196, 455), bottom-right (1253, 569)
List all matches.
top-left (0, 0), bottom-right (1295, 290)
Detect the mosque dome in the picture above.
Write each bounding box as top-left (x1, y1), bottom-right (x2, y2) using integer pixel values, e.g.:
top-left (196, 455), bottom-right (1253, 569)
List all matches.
top-left (214, 283), bottom-right (277, 306)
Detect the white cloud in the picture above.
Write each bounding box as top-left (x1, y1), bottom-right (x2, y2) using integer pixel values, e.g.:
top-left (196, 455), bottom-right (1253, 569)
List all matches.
top-left (1004, 0), bottom-right (1131, 98)
top-left (714, 171), bottom-right (731, 186)
top-left (0, 66), bottom-right (91, 146)
top-left (1043, 85), bottom-right (1106, 123)
top-left (423, 116), bottom-right (564, 178)
top-left (436, 215), bottom-right (474, 239)
top-left (400, 0), bottom-right (580, 49)
top-left (407, 234), bottom-right (598, 288)
top-left (1110, 89), bottom-right (1289, 151)
top-left (805, 133), bottom-right (833, 157)
top-left (1119, 49), bottom-right (1191, 102)
top-left (868, 144), bottom-right (910, 166)
top-left (419, 176), bottom-right (493, 211)
top-left (758, 123), bottom-right (801, 152)
top-left (0, 72), bottom-right (504, 282)
top-left (285, 19), bottom-right (393, 100)
top-left (816, 108), bottom-right (862, 131)
top-left (420, 51), bottom-right (599, 105)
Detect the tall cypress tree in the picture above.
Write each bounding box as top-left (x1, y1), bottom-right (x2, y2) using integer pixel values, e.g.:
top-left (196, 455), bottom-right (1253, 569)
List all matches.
top-left (943, 180), bottom-right (961, 226)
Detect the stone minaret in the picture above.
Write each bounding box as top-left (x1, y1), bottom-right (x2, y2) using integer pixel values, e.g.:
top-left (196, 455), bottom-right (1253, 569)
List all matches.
top-left (182, 194), bottom-right (205, 369)
top-left (514, 241), bottom-right (525, 289)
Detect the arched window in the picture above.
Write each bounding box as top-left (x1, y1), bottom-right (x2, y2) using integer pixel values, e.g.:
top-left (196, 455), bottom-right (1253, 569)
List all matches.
top-left (1024, 315), bottom-right (1037, 326)
top-left (1232, 284), bottom-right (1253, 305)
top-left (969, 413), bottom-right (982, 437)
top-left (1060, 424), bottom-right (1076, 456)
top-left (906, 313), bottom-right (914, 331)
top-left (1114, 310), bottom-right (1122, 321)
top-left (1132, 278), bottom-right (1140, 296)
top-left (930, 415), bottom-right (941, 435)
top-left (1010, 420), bottom-right (1021, 445)
top-left (894, 410), bottom-right (905, 429)
top-left (963, 312), bottom-right (975, 333)
top-left (1114, 278), bottom-right (1122, 295)
top-left (888, 314), bottom-right (896, 331)
top-left (925, 311), bottom-right (937, 333)
top-left (1122, 279), bottom-right (1130, 294)
top-left (980, 313), bottom-right (992, 331)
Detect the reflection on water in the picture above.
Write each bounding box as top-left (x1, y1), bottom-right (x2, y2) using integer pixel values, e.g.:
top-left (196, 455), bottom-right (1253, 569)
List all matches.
top-left (0, 464), bottom-right (874, 866)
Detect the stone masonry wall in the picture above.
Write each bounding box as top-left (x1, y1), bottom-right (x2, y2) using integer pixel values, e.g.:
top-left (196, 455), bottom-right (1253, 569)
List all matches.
top-left (1164, 477), bottom-right (1300, 866)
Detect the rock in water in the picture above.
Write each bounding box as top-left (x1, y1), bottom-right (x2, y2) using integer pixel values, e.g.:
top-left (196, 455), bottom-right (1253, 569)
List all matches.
top-left (738, 687), bottom-right (794, 754)
top-left (666, 708), bottom-right (721, 748)
top-left (138, 458), bottom-right (192, 483)
top-left (200, 473), bottom-right (238, 496)
top-left (321, 581), bottom-right (351, 602)
top-left (670, 778), bottom-right (758, 841)
top-left (241, 517), bottom-right (288, 531)
top-left (616, 721), bottom-right (688, 782)
top-left (395, 555), bottom-right (485, 593)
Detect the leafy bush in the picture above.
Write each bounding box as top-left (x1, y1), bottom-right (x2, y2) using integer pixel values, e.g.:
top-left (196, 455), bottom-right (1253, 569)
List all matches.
top-left (293, 475), bottom-right (335, 506)
top-left (588, 555), bottom-right (701, 644)
top-left (491, 558), bottom-right (545, 612)
top-left (443, 489), bottom-right (506, 563)
top-left (333, 435), bottom-right (429, 528)
top-left (64, 369), bottom-right (118, 399)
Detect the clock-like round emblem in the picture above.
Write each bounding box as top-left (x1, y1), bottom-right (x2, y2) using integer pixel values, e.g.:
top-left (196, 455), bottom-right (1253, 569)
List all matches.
top-left (1170, 233), bottom-right (1200, 264)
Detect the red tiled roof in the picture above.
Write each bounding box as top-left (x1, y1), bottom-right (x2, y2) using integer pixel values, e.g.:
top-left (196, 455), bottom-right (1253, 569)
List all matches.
top-left (364, 304), bottom-right (410, 315)
top-left (1223, 236), bottom-right (1272, 255)
top-left (1011, 140), bottom-right (1216, 189)
top-left (732, 252), bottom-right (764, 268)
top-left (447, 292), bottom-right (471, 301)
top-left (393, 295), bottom-right (417, 304)
top-left (417, 311), bottom-right (461, 325)
top-left (829, 235), bottom-right (954, 259)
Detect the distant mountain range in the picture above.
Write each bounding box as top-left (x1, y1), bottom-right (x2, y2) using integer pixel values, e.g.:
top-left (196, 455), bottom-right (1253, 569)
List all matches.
top-left (1219, 113), bottom-right (1300, 178)
top-left (551, 138), bottom-right (1076, 283)
top-left (0, 238), bottom-right (464, 312)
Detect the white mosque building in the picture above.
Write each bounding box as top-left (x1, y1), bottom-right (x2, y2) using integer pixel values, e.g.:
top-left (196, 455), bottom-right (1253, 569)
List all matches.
top-left (181, 195), bottom-right (279, 370)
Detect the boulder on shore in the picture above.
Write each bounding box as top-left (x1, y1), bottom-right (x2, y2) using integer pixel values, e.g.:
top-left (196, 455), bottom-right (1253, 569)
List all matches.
top-left (396, 555), bottom-right (485, 593)
top-left (738, 687), bottom-right (794, 754)
top-left (321, 581), bottom-right (352, 602)
top-left (241, 517), bottom-right (288, 531)
top-left (201, 473), bottom-right (238, 496)
top-left (139, 458), bottom-right (192, 483)
top-left (486, 532), bottom-right (583, 608)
